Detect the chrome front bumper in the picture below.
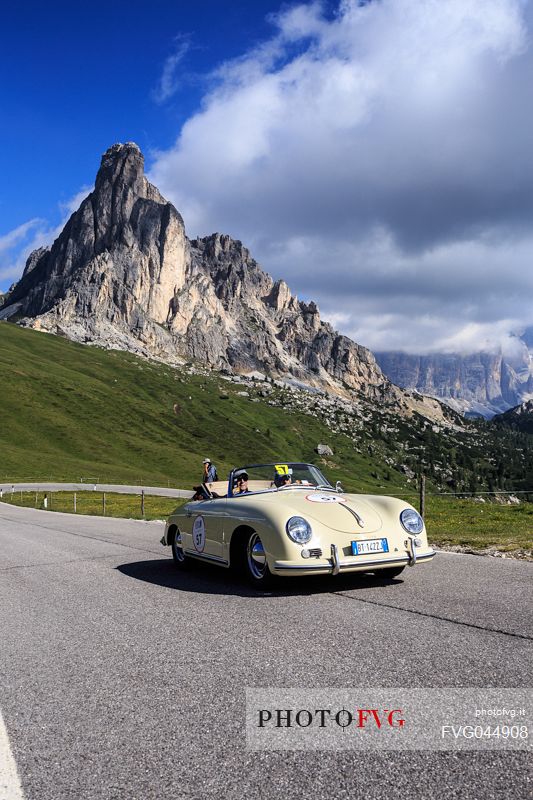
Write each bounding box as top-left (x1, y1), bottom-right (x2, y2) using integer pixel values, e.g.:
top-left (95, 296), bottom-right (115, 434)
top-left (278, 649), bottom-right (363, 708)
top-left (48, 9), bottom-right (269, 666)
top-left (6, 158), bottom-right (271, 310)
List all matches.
top-left (273, 548), bottom-right (436, 575)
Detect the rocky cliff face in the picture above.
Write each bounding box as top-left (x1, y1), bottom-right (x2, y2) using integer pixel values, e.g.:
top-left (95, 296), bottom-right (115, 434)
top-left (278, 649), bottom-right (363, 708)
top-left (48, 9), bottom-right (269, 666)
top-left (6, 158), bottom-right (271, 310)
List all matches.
top-left (375, 346), bottom-right (533, 418)
top-left (1, 142), bottom-right (389, 399)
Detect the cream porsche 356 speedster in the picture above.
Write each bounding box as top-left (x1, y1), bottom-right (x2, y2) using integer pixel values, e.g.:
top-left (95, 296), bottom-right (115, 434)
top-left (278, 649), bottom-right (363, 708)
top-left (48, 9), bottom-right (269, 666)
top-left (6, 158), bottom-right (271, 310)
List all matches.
top-left (161, 462), bottom-right (435, 587)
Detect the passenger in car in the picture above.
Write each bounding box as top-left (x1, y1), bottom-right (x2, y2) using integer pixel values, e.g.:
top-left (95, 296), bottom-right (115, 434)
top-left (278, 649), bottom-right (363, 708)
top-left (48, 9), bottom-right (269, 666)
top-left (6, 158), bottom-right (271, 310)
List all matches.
top-left (234, 470), bottom-right (250, 494)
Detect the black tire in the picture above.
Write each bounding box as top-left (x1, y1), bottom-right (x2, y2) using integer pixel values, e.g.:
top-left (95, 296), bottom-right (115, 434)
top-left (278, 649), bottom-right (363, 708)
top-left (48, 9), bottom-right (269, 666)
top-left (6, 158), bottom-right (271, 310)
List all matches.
top-left (169, 527), bottom-right (187, 569)
top-left (377, 565), bottom-right (405, 579)
top-left (243, 530), bottom-right (275, 588)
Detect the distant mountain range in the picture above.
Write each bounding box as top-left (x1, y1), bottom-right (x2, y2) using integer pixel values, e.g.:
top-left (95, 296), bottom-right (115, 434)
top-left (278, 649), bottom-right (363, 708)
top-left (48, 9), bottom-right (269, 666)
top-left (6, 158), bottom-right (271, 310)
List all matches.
top-left (375, 338), bottom-right (533, 419)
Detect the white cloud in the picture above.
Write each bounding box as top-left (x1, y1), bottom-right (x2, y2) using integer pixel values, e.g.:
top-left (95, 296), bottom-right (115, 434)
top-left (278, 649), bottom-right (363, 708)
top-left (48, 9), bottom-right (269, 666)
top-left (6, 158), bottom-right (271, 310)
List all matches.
top-left (257, 225), bottom-right (533, 352)
top-left (152, 36), bottom-right (192, 104)
top-left (149, 0), bottom-right (533, 355)
top-left (0, 219), bottom-right (42, 255)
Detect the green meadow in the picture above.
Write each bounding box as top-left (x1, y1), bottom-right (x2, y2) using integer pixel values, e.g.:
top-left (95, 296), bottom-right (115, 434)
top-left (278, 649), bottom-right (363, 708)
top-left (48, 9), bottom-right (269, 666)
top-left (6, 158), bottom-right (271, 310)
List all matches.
top-left (423, 495), bottom-right (533, 553)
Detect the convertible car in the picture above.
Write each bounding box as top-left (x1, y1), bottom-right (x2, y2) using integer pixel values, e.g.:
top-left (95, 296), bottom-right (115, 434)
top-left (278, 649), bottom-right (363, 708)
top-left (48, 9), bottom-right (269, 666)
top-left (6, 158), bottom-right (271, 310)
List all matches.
top-left (161, 463), bottom-right (435, 587)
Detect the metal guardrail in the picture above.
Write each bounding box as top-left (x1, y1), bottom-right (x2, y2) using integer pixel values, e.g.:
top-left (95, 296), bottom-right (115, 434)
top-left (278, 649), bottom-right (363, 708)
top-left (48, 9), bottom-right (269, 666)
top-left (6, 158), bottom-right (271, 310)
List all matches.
top-left (0, 483), bottom-right (194, 518)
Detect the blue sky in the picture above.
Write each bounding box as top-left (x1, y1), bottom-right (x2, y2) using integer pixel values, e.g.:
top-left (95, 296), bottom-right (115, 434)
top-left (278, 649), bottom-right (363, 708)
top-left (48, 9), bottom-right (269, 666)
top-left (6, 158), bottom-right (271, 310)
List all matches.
top-left (2, 0), bottom-right (533, 355)
top-left (0, 0), bottom-right (292, 233)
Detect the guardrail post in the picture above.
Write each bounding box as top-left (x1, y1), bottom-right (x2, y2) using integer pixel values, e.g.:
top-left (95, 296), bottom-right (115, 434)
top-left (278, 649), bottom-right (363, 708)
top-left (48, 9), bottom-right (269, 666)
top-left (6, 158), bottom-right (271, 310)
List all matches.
top-left (141, 490), bottom-right (145, 518)
top-left (102, 492), bottom-right (106, 515)
top-left (74, 492), bottom-right (77, 513)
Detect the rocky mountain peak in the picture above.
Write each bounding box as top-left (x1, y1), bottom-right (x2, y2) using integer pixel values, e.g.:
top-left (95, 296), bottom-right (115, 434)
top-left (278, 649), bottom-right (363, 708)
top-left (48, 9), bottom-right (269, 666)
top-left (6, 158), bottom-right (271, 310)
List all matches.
top-left (197, 232), bottom-right (249, 262)
top-left (0, 141), bottom-right (427, 410)
top-left (96, 142), bottom-right (143, 186)
top-left (91, 141), bottom-right (173, 254)
top-left (95, 141), bottom-right (166, 204)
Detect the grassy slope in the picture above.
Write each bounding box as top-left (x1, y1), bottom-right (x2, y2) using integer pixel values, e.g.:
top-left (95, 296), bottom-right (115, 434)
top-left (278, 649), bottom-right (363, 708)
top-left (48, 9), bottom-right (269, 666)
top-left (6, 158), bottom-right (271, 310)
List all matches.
top-left (0, 322), bottom-right (407, 494)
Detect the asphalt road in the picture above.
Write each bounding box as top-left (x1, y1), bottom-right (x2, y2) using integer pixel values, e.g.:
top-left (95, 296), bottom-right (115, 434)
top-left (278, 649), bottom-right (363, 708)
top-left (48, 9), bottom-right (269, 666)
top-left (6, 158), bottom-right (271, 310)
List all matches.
top-left (0, 502), bottom-right (531, 800)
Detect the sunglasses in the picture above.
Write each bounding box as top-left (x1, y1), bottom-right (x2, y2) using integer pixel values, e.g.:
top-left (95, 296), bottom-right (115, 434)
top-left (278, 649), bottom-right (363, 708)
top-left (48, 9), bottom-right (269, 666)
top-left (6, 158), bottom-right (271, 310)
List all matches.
top-left (237, 476), bottom-right (247, 482)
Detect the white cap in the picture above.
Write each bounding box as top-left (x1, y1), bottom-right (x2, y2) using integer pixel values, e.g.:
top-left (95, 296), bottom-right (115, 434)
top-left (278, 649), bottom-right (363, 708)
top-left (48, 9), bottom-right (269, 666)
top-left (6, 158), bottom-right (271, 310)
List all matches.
top-left (203, 458), bottom-right (211, 464)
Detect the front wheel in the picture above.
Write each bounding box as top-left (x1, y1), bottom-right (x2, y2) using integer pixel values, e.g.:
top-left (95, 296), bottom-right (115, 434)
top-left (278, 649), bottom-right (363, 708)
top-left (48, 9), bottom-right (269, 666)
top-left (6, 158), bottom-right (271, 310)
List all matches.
top-left (244, 531), bottom-right (274, 588)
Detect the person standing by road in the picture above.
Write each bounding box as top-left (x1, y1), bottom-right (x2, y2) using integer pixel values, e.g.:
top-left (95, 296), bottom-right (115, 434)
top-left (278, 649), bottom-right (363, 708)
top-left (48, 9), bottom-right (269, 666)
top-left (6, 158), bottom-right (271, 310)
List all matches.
top-left (202, 458), bottom-right (218, 485)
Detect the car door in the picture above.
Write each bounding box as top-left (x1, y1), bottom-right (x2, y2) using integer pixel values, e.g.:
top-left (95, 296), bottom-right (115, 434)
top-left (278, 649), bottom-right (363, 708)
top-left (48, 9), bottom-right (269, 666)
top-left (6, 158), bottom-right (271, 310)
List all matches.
top-left (183, 497), bottom-right (227, 562)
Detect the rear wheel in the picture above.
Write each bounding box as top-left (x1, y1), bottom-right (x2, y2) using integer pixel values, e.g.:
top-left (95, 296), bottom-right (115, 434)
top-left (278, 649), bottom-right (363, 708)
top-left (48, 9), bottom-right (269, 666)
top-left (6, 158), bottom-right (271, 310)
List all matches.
top-left (377, 565), bottom-right (405, 579)
top-left (170, 527), bottom-right (187, 568)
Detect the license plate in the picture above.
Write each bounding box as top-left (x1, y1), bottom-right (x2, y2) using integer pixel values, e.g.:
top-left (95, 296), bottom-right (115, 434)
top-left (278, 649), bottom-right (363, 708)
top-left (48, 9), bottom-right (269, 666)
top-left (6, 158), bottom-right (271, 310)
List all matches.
top-left (351, 538), bottom-right (389, 555)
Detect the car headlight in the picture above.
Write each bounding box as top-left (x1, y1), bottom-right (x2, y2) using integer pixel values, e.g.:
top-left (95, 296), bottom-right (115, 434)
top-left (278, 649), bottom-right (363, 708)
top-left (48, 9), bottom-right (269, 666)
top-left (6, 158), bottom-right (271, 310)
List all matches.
top-left (400, 508), bottom-right (424, 535)
top-left (286, 516), bottom-right (312, 544)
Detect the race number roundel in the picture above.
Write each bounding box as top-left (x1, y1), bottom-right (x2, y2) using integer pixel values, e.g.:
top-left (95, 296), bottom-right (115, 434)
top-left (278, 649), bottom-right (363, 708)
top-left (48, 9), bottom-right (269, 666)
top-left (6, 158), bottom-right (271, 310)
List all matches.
top-left (306, 493), bottom-right (347, 504)
top-left (192, 515), bottom-right (206, 552)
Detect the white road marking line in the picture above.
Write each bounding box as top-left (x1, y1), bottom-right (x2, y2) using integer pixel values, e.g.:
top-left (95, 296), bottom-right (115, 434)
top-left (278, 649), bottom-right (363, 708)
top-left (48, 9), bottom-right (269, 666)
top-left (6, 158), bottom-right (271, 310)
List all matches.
top-left (0, 708), bottom-right (25, 800)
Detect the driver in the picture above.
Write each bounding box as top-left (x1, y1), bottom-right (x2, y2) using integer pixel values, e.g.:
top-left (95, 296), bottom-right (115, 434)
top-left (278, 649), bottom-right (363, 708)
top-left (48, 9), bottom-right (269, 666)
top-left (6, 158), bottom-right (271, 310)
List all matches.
top-left (273, 464), bottom-right (292, 488)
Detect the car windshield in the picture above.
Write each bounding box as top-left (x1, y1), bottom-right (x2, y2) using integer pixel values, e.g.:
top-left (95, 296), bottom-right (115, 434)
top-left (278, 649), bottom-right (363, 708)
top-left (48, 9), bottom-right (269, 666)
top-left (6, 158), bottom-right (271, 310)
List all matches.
top-left (229, 462), bottom-right (333, 496)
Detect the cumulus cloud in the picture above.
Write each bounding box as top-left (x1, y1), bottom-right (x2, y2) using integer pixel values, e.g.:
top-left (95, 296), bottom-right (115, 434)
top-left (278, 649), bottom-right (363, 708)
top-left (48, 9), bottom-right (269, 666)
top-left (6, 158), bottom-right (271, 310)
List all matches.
top-left (259, 226), bottom-right (533, 352)
top-left (149, 0), bottom-right (533, 354)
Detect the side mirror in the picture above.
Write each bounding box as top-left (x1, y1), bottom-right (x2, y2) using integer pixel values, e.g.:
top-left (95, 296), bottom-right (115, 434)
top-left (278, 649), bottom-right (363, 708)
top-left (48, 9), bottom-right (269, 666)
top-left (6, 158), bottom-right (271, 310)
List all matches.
top-left (336, 481), bottom-right (344, 493)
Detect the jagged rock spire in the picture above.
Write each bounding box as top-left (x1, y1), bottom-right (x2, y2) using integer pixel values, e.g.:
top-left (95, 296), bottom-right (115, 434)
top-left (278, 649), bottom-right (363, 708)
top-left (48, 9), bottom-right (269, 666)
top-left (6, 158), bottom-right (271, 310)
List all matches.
top-left (0, 142), bottom-right (388, 398)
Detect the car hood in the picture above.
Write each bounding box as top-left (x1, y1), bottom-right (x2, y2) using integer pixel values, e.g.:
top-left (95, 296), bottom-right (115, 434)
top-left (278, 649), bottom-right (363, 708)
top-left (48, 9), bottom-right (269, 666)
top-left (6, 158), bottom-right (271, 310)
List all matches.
top-left (280, 491), bottom-right (384, 534)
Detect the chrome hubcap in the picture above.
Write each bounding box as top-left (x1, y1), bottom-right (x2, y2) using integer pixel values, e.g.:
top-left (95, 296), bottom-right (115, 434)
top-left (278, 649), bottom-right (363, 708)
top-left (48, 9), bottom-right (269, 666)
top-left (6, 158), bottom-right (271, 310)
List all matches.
top-left (247, 533), bottom-right (267, 579)
top-left (173, 532), bottom-right (185, 563)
